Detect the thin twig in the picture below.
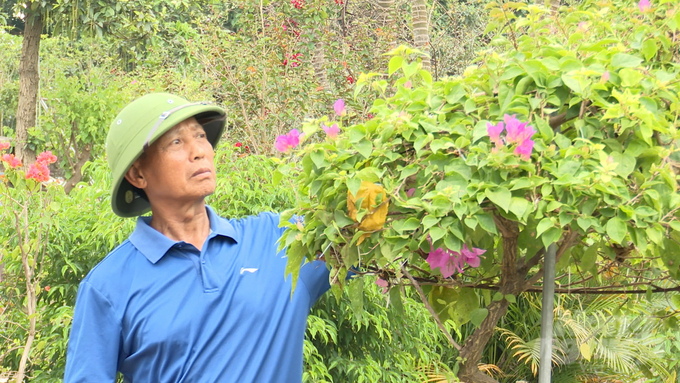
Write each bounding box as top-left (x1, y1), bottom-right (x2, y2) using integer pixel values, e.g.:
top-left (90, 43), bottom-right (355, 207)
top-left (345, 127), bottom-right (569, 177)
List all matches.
top-left (401, 265), bottom-right (462, 351)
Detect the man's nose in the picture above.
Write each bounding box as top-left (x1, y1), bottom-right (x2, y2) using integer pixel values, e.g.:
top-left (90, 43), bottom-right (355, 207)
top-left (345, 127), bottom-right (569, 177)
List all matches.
top-left (190, 138), bottom-right (207, 160)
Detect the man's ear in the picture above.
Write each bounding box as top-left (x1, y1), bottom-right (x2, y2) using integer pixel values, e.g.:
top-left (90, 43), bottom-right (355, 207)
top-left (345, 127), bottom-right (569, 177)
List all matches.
top-left (124, 160), bottom-right (147, 190)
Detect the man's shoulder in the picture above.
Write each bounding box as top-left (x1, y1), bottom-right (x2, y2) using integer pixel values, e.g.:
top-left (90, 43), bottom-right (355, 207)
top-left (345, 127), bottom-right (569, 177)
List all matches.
top-left (225, 211), bottom-right (283, 232)
top-left (81, 240), bottom-right (138, 289)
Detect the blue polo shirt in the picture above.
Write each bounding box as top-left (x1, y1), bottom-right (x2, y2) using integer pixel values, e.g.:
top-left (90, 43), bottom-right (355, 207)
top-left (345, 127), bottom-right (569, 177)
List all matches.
top-left (64, 207), bottom-right (331, 382)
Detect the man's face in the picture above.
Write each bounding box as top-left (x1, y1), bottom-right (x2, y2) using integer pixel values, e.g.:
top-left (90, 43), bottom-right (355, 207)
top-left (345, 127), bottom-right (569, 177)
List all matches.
top-left (127, 117), bottom-right (216, 205)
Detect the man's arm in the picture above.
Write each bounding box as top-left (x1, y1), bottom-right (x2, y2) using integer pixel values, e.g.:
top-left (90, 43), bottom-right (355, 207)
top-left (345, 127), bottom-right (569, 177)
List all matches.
top-left (64, 281), bottom-right (121, 382)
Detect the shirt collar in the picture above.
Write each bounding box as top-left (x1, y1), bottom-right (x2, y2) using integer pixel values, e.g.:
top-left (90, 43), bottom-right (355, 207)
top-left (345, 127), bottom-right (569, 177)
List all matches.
top-left (129, 205), bottom-right (239, 264)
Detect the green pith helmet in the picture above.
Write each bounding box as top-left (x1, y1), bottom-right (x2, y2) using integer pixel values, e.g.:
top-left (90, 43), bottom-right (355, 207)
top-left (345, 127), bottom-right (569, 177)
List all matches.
top-left (106, 93), bottom-right (226, 217)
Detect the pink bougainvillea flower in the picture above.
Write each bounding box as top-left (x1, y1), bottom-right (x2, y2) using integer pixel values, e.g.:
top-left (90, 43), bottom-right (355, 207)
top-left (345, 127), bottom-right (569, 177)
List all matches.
top-left (0, 141), bottom-right (10, 151)
top-left (274, 129), bottom-right (301, 152)
top-left (334, 99), bottom-right (346, 116)
top-left (600, 71), bottom-right (610, 83)
top-left (36, 150), bottom-right (57, 165)
top-left (235, 142), bottom-right (243, 148)
top-left (1, 153), bottom-right (22, 169)
top-left (26, 162), bottom-right (50, 182)
top-left (460, 244), bottom-right (486, 268)
top-left (322, 123), bottom-right (341, 139)
top-left (406, 188), bottom-right (416, 198)
top-left (577, 21), bottom-right (587, 31)
top-left (486, 121), bottom-right (504, 145)
top-left (426, 235), bottom-right (465, 278)
top-left (504, 114), bottom-right (534, 144)
top-left (376, 278), bottom-right (389, 293)
top-left (514, 138), bottom-right (535, 160)
top-left (638, 0), bottom-right (650, 12)
top-left (404, 80), bottom-right (412, 89)
top-left (426, 247), bottom-right (464, 278)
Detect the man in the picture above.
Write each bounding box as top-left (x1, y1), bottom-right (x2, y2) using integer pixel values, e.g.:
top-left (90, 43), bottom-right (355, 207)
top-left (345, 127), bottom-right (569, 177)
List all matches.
top-left (64, 93), bottom-right (331, 382)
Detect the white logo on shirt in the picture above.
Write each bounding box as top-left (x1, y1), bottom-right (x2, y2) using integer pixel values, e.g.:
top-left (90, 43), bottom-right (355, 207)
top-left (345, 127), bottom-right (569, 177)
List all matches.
top-left (240, 267), bottom-right (259, 275)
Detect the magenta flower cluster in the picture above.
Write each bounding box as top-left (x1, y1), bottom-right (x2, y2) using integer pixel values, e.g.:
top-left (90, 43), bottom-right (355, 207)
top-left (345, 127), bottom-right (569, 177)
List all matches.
top-left (425, 236), bottom-right (486, 278)
top-left (487, 114), bottom-right (536, 161)
top-left (274, 99), bottom-right (346, 152)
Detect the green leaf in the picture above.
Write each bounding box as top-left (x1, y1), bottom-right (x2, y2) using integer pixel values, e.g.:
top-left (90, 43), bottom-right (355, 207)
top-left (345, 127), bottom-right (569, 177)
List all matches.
top-left (388, 56), bottom-right (403, 76)
top-left (347, 178), bottom-right (362, 198)
top-left (469, 308), bottom-right (489, 327)
top-left (354, 139), bottom-right (373, 159)
top-left (493, 292), bottom-right (504, 301)
top-left (389, 287), bottom-right (404, 314)
top-left (541, 227), bottom-right (562, 248)
top-left (334, 210), bottom-right (355, 228)
top-left (611, 53), bottom-right (643, 68)
top-left (401, 217), bottom-right (421, 231)
top-left (509, 197), bottom-right (530, 221)
top-left (429, 226), bottom-right (446, 243)
top-left (606, 217), bottom-right (627, 244)
top-left (561, 74), bottom-right (582, 94)
top-left (485, 187), bottom-right (512, 213)
top-left (581, 243), bottom-right (598, 273)
top-left (504, 294), bottom-right (516, 304)
top-left (347, 278), bottom-right (364, 321)
top-left (476, 213), bottom-right (497, 235)
top-left (641, 38), bottom-right (659, 61)
top-left (422, 215), bottom-right (440, 230)
top-left (310, 150), bottom-right (327, 168)
top-left (536, 218), bottom-right (554, 237)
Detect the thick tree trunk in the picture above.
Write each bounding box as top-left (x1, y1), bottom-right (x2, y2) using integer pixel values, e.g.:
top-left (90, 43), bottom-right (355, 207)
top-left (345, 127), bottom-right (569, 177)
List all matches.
top-left (412, 0), bottom-right (430, 72)
top-left (16, 14), bottom-right (42, 167)
top-left (312, 41), bottom-right (331, 92)
top-left (458, 215), bottom-right (527, 383)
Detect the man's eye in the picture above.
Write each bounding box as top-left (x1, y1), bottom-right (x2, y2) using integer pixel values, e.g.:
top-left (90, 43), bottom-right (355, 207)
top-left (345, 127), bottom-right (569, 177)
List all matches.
top-left (198, 133), bottom-right (206, 139)
top-left (172, 139), bottom-right (181, 145)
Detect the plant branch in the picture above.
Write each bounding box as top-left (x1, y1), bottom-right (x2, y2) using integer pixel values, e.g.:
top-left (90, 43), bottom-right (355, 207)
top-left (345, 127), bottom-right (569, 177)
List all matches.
top-left (401, 265), bottom-right (462, 351)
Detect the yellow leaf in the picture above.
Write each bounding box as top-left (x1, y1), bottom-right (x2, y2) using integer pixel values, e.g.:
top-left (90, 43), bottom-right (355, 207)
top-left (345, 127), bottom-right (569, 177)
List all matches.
top-left (347, 181), bottom-right (389, 244)
top-left (579, 343), bottom-right (592, 361)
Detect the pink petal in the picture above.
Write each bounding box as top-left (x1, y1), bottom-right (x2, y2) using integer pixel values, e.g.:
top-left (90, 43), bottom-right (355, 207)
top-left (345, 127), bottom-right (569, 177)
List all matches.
top-left (376, 278), bottom-right (388, 288)
top-left (514, 138), bottom-right (534, 160)
top-left (406, 188), bottom-right (416, 197)
top-left (487, 121), bottom-right (504, 144)
top-left (323, 123), bottom-right (341, 139)
top-left (601, 71), bottom-right (610, 83)
top-left (638, 0), bottom-right (650, 12)
top-left (504, 114), bottom-right (529, 144)
top-left (334, 99), bottom-right (346, 116)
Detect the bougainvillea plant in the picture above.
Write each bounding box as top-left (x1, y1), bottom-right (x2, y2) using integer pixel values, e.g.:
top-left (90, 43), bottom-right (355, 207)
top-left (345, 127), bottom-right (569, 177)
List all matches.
top-left (274, 0), bottom-right (680, 381)
top-left (1, 143), bottom-right (60, 382)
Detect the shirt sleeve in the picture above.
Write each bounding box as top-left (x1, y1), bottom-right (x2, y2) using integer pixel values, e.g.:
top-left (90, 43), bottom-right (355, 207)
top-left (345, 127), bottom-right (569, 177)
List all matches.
top-left (299, 260), bottom-right (331, 304)
top-left (64, 280), bottom-right (122, 383)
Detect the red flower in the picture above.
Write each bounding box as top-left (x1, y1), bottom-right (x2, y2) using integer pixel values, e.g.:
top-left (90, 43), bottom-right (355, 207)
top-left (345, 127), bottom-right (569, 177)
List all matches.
top-left (1, 153), bottom-right (22, 169)
top-left (25, 162), bottom-right (50, 182)
top-left (36, 150), bottom-right (57, 165)
top-left (291, 0), bottom-right (304, 9)
top-left (44, 286), bottom-right (51, 292)
top-left (0, 141), bottom-right (10, 151)
top-left (347, 75), bottom-right (355, 84)
top-left (244, 145), bottom-right (250, 152)
top-left (235, 142), bottom-right (243, 148)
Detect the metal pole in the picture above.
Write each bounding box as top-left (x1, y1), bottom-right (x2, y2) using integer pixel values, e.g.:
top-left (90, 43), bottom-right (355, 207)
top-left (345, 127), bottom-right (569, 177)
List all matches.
top-left (538, 243), bottom-right (557, 383)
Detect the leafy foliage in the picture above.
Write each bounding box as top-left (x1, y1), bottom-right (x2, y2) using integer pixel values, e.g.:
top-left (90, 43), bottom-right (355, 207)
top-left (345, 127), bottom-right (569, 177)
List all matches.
top-left (277, 0), bottom-right (680, 379)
